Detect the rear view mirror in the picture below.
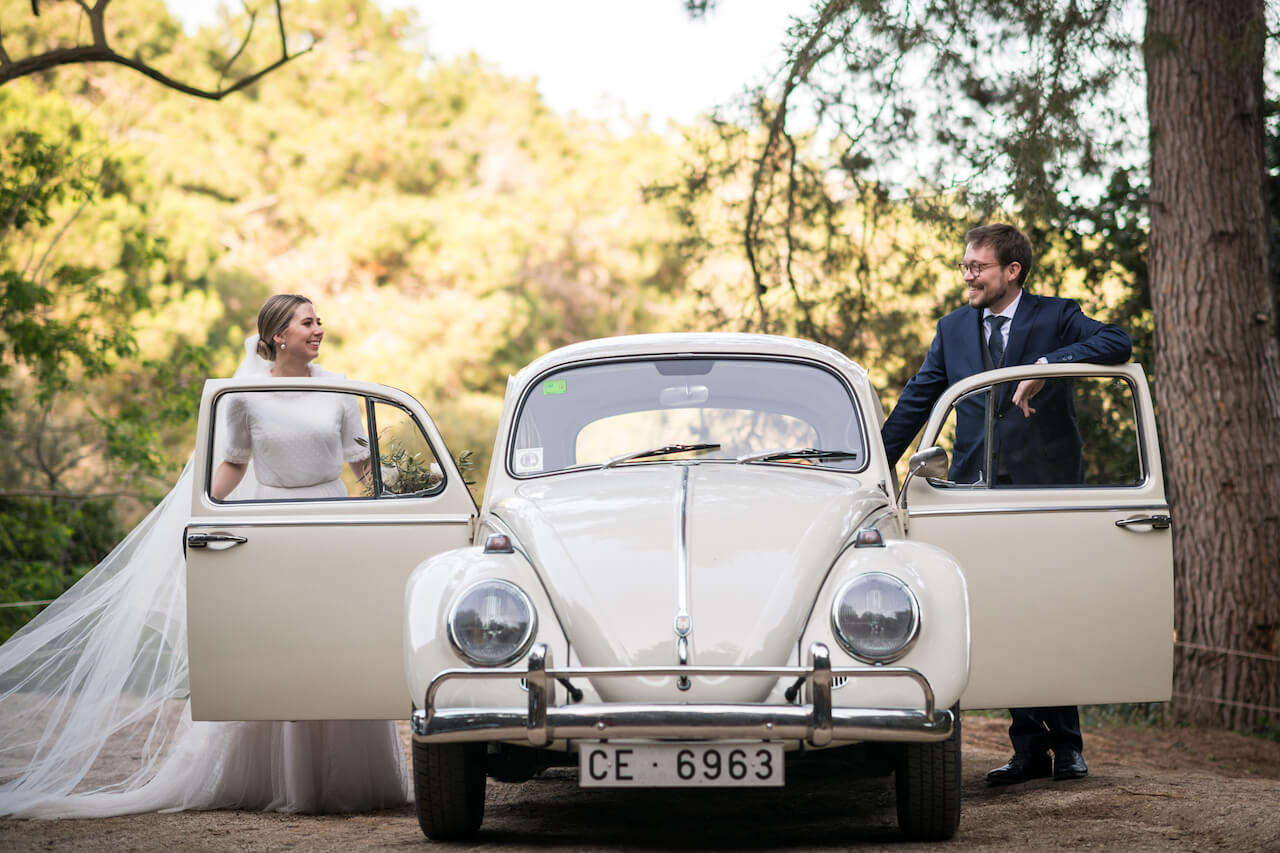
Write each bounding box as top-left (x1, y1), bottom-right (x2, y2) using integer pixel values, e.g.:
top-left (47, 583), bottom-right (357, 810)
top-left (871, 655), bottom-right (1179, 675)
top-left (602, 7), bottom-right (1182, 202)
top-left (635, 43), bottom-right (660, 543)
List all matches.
top-left (909, 446), bottom-right (949, 479)
top-left (659, 384), bottom-right (709, 406)
top-left (897, 446), bottom-right (949, 510)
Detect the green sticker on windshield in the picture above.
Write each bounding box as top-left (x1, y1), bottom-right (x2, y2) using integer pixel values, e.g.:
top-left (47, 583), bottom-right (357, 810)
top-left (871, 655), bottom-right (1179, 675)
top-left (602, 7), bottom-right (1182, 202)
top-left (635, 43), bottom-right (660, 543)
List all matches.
top-left (542, 379), bottom-right (567, 395)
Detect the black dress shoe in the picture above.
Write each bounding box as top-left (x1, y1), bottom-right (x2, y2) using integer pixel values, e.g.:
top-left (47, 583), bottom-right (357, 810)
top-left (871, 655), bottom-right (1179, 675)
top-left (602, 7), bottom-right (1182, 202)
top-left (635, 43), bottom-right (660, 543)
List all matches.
top-left (1053, 747), bottom-right (1088, 780)
top-left (986, 752), bottom-right (1052, 786)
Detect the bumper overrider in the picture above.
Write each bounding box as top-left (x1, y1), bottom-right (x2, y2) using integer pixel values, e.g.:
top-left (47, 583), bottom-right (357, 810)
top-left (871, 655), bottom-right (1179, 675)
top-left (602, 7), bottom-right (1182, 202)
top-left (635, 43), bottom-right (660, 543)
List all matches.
top-left (411, 642), bottom-right (955, 747)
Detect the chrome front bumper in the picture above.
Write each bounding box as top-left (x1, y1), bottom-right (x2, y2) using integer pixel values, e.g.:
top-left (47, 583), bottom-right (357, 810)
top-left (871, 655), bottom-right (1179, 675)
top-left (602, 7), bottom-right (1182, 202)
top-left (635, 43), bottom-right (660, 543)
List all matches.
top-left (411, 642), bottom-right (954, 746)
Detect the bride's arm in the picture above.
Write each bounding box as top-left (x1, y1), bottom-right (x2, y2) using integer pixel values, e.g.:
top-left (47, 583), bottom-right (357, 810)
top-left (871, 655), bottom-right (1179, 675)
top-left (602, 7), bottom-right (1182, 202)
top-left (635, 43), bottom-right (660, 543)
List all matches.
top-left (349, 456), bottom-right (372, 489)
top-left (211, 461), bottom-right (248, 500)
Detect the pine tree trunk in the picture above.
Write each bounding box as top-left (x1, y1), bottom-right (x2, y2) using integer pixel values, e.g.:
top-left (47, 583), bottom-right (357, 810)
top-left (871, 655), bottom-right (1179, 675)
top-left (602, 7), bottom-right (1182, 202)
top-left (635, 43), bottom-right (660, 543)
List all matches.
top-left (1146, 0), bottom-right (1280, 728)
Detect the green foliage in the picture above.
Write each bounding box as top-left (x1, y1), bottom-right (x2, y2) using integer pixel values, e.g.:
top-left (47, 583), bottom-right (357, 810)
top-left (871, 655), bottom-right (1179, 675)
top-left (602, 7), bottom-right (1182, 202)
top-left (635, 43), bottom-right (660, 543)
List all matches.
top-left (0, 131), bottom-right (140, 417)
top-left (1078, 708), bottom-right (1280, 743)
top-left (380, 444), bottom-right (443, 494)
top-left (652, 120), bottom-right (949, 400)
top-left (97, 0), bottom-right (694, 489)
top-left (0, 0), bottom-right (671, 538)
top-left (0, 93), bottom-right (212, 498)
top-left (1252, 717), bottom-right (1280, 742)
top-left (0, 495), bottom-right (122, 641)
top-left (985, 703), bottom-right (1169, 731)
top-left (1080, 703), bottom-right (1167, 729)
top-left (356, 433), bottom-right (443, 496)
top-left (358, 430), bottom-right (477, 497)
top-left (455, 450), bottom-right (476, 487)
top-left (0, 0), bottom-right (1168, 510)
top-left (1047, 168), bottom-right (1152, 368)
top-left (1071, 376), bottom-right (1143, 486)
top-left (652, 5), bottom-right (1162, 495)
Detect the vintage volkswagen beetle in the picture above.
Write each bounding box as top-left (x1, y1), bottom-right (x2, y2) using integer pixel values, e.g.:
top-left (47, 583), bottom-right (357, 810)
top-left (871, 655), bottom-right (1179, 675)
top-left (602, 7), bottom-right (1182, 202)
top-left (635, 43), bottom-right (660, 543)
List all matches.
top-left (184, 333), bottom-right (1173, 843)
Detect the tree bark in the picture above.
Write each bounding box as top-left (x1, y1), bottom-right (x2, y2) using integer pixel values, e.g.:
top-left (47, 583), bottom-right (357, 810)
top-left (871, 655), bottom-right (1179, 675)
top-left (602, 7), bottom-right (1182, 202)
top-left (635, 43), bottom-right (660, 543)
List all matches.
top-left (1146, 0), bottom-right (1280, 728)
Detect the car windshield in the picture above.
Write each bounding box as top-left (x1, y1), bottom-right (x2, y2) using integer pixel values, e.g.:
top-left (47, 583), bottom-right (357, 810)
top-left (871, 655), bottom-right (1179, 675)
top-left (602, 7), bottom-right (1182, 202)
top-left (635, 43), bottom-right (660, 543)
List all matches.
top-left (509, 356), bottom-right (867, 476)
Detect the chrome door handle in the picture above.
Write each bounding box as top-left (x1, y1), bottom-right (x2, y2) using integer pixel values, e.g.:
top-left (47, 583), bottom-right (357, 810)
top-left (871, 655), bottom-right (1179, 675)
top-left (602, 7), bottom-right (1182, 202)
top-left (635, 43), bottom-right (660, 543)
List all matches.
top-left (186, 532), bottom-right (248, 549)
top-left (1115, 514), bottom-right (1171, 530)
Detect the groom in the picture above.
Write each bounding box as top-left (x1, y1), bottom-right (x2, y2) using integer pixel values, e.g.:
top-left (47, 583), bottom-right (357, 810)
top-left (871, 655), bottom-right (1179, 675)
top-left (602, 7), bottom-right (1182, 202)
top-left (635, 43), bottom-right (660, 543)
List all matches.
top-left (881, 223), bottom-right (1131, 785)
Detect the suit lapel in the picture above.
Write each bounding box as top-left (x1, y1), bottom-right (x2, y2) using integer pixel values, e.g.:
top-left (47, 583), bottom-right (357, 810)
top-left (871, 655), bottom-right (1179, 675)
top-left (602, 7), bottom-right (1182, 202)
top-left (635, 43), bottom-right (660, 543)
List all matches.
top-left (1004, 291), bottom-right (1038, 366)
top-left (966, 309), bottom-right (989, 373)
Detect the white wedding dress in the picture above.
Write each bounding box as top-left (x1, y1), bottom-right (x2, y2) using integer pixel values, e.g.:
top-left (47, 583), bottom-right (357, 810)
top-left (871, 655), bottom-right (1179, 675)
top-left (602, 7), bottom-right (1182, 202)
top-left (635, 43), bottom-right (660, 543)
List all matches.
top-left (0, 341), bottom-right (409, 818)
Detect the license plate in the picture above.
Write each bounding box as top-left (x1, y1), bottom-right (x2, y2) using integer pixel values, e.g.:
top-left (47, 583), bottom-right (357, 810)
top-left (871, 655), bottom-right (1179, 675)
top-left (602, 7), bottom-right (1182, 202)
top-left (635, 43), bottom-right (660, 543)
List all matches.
top-left (579, 742), bottom-right (784, 787)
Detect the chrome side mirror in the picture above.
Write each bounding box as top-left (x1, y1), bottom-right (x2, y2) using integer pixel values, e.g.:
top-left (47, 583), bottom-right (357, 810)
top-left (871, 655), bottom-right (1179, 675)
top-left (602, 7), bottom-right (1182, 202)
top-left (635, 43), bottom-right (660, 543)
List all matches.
top-left (896, 446), bottom-right (949, 511)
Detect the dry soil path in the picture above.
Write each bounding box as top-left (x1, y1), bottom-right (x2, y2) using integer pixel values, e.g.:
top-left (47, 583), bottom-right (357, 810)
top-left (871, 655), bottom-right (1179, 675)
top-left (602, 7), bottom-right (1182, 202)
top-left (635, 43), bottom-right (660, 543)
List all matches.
top-left (2, 716), bottom-right (1277, 851)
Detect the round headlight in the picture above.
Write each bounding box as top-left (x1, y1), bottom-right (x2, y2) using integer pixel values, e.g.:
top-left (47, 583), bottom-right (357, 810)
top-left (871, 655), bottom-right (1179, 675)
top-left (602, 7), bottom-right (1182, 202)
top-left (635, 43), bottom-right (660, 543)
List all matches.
top-left (447, 580), bottom-right (536, 666)
top-left (831, 572), bottom-right (920, 663)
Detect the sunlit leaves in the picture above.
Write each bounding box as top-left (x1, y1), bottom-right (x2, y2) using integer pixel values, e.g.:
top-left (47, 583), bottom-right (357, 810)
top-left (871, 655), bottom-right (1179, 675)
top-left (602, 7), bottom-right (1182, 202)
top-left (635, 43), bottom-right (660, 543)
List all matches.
top-left (1, 88), bottom-right (211, 497)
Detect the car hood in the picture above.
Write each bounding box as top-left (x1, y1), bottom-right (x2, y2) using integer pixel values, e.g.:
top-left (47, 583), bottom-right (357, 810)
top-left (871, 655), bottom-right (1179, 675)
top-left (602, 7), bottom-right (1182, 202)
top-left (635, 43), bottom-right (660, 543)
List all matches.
top-left (489, 463), bottom-right (888, 701)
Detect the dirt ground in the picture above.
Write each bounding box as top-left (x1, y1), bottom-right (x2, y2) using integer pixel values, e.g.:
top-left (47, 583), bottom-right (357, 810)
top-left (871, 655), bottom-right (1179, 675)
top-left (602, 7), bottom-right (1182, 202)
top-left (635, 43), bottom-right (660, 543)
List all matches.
top-left (2, 715), bottom-right (1278, 851)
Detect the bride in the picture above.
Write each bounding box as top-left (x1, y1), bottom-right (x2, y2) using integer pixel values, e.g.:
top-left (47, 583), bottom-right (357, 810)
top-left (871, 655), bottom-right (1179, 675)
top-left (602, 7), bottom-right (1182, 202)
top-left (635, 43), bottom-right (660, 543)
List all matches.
top-left (0, 294), bottom-right (409, 818)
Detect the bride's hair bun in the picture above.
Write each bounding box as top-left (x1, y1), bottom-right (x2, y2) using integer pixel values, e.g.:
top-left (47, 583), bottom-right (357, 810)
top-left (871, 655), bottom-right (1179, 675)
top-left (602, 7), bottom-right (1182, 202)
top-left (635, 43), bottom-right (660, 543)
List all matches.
top-left (256, 294), bottom-right (312, 360)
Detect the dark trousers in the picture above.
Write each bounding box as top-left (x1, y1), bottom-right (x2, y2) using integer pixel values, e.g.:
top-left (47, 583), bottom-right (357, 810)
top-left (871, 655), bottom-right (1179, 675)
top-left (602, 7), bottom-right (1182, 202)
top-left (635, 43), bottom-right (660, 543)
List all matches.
top-left (1009, 706), bottom-right (1083, 755)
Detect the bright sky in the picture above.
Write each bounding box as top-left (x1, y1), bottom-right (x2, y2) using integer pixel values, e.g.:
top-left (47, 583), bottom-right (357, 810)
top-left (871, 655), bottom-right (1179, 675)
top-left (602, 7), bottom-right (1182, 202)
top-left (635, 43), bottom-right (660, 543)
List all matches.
top-left (166, 1), bottom-right (814, 127)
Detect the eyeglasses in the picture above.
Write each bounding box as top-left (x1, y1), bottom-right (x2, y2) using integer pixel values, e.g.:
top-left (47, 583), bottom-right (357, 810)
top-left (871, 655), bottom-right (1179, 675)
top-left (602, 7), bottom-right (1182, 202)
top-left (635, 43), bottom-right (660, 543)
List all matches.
top-left (957, 261), bottom-right (1004, 276)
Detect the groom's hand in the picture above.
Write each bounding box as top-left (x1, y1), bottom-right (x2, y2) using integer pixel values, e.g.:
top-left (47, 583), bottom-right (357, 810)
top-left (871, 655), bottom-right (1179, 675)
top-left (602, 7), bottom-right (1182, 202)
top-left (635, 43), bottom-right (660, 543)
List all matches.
top-left (1012, 378), bottom-right (1044, 417)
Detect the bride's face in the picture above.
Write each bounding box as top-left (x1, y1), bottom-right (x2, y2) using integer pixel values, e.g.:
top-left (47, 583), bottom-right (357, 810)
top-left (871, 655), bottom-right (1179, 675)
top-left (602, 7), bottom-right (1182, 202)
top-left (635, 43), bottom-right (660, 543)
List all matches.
top-left (276, 303), bottom-right (323, 360)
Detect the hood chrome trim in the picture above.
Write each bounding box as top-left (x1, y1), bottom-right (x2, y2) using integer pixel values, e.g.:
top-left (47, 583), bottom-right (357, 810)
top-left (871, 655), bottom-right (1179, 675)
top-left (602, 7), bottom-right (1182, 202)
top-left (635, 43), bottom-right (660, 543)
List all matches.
top-left (674, 462), bottom-right (693, 690)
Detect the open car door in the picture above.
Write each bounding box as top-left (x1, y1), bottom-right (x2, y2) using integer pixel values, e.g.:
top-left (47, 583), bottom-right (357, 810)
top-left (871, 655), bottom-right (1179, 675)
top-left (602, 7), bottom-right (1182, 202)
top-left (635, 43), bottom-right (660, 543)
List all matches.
top-left (904, 363), bottom-right (1173, 709)
top-left (185, 377), bottom-right (477, 721)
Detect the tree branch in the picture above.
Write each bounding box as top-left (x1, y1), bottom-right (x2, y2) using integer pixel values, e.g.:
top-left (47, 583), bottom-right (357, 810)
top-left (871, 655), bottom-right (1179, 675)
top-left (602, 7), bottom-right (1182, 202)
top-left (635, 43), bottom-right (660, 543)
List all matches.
top-left (744, 0), bottom-right (853, 331)
top-left (31, 163), bottom-right (98, 281)
top-left (0, 1), bottom-right (313, 100)
top-left (781, 130), bottom-right (818, 339)
top-left (217, 2), bottom-right (258, 92)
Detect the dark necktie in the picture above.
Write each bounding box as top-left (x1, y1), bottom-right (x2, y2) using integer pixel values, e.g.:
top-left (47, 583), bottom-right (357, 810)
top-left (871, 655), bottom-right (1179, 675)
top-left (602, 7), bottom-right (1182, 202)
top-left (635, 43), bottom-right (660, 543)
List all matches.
top-left (987, 315), bottom-right (1007, 367)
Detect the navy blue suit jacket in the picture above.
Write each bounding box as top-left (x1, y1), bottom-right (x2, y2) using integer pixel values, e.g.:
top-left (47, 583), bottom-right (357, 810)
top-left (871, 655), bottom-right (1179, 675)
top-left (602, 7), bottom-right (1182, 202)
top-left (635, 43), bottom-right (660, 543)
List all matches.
top-left (881, 292), bottom-right (1131, 484)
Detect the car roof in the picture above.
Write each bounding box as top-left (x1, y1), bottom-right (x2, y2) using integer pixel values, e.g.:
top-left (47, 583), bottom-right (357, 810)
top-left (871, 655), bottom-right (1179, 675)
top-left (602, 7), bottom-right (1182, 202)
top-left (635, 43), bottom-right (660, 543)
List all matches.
top-left (511, 333), bottom-right (869, 386)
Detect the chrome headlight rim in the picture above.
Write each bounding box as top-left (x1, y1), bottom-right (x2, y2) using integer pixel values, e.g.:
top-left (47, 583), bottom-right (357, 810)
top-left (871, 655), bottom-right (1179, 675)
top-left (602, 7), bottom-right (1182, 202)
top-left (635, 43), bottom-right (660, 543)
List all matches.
top-left (830, 571), bottom-right (921, 664)
top-left (446, 579), bottom-right (538, 667)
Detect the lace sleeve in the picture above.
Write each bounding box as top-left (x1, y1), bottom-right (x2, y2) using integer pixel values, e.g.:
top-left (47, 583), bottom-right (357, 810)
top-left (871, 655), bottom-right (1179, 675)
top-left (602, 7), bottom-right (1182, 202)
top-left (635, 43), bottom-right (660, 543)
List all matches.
top-left (221, 396), bottom-right (252, 464)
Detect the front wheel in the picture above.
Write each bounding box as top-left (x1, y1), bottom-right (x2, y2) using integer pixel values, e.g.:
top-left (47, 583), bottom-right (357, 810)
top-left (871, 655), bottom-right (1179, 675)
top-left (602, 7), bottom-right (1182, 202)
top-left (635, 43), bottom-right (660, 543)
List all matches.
top-left (412, 740), bottom-right (486, 840)
top-left (894, 705), bottom-right (961, 841)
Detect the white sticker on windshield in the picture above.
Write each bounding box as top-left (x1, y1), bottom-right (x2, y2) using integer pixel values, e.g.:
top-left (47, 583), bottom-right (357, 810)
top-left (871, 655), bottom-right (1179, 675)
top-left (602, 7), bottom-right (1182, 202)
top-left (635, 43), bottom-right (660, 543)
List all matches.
top-left (514, 447), bottom-right (544, 474)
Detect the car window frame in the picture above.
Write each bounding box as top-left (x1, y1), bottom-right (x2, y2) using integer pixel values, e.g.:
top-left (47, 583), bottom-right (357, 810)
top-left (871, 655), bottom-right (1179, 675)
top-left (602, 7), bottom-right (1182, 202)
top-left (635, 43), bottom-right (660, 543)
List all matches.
top-left (206, 387), bottom-right (451, 504)
top-left (505, 353), bottom-right (872, 479)
top-left (917, 363), bottom-right (1158, 493)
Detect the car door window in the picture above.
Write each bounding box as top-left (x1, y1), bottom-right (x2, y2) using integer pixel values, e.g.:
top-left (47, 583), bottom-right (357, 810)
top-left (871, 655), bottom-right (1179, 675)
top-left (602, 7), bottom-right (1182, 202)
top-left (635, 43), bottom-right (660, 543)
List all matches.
top-left (209, 390), bottom-right (447, 501)
top-left (365, 398), bottom-right (448, 497)
top-left (928, 375), bottom-right (1143, 489)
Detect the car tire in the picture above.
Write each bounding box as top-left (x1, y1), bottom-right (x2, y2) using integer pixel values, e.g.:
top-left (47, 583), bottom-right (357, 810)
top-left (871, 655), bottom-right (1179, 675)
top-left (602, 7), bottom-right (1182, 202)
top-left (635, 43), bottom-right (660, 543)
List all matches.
top-left (894, 704), bottom-right (961, 841)
top-left (412, 740), bottom-right (486, 840)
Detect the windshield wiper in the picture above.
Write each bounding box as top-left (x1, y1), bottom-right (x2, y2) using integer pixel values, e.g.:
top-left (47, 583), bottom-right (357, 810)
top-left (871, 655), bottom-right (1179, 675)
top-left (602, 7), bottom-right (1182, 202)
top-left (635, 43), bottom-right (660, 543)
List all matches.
top-left (601, 442), bottom-right (722, 469)
top-left (735, 447), bottom-right (860, 465)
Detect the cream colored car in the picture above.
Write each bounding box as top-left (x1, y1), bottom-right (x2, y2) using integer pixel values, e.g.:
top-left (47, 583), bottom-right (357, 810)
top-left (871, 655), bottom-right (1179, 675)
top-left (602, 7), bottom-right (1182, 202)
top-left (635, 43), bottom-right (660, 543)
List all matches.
top-left (185, 333), bottom-right (1172, 842)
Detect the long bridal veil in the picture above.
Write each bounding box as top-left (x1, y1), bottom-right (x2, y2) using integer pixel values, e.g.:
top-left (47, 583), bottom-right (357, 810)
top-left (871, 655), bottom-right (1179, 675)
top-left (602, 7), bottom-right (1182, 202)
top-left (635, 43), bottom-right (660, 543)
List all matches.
top-left (0, 457), bottom-right (193, 814)
top-left (0, 338), bottom-right (406, 818)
